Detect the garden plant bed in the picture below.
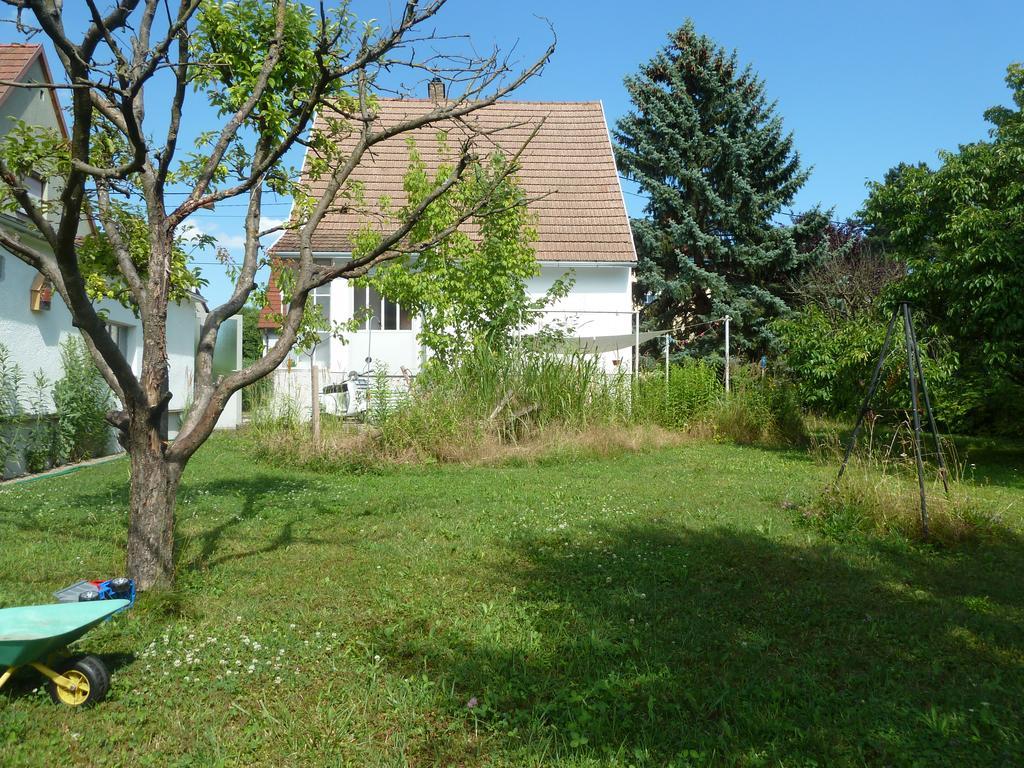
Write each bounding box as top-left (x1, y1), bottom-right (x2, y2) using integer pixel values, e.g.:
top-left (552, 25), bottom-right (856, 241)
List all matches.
top-left (0, 433), bottom-right (1021, 766)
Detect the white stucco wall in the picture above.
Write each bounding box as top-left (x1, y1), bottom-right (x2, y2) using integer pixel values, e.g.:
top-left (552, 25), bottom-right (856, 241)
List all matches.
top-left (525, 262), bottom-right (635, 371)
top-left (0, 246), bottom-right (151, 411)
top-left (264, 257), bottom-right (636, 379)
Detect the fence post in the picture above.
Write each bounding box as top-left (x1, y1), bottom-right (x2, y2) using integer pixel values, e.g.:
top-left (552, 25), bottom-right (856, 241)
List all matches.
top-left (311, 363), bottom-right (320, 442)
top-left (633, 310), bottom-right (640, 379)
top-left (724, 315), bottom-right (731, 394)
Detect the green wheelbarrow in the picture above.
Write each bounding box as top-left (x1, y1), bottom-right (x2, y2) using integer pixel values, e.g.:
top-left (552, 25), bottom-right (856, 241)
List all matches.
top-left (0, 600), bottom-right (129, 707)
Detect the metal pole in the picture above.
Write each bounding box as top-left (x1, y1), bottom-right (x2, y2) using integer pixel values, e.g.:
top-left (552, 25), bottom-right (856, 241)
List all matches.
top-left (902, 302), bottom-right (930, 539)
top-left (837, 308), bottom-right (899, 484)
top-left (906, 310), bottom-right (950, 493)
top-left (311, 361), bottom-right (321, 442)
top-left (663, 334), bottom-right (670, 406)
top-left (664, 335), bottom-right (670, 385)
top-left (633, 310), bottom-right (640, 379)
top-left (724, 315), bottom-right (731, 394)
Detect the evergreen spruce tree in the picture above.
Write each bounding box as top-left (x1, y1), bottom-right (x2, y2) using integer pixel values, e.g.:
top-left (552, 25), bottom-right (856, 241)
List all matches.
top-left (614, 20), bottom-right (819, 358)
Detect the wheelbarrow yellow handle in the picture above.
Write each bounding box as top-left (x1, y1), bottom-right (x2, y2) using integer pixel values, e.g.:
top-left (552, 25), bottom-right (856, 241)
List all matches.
top-left (0, 663), bottom-right (80, 694)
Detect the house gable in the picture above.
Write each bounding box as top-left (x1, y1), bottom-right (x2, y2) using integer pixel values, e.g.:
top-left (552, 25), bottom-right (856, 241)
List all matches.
top-left (260, 99), bottom-right (637, 328)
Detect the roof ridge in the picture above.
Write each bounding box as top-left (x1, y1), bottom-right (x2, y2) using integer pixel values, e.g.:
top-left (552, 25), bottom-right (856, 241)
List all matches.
top-left (368, 98), bottom-right (603, 106)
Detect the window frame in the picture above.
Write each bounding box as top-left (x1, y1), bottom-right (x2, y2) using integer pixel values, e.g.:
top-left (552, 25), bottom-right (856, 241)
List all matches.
top-left (351, 284), bottom-right (412, 331)
top-left (104, 322), bottom-right (132, 361)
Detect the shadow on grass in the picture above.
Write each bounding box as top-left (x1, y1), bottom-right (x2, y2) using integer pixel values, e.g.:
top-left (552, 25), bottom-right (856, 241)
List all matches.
top-left (955, 436), bottom-right (1024, 491)
top-left (386, 523), bottom-right (1024, 766)
top-left (0, 650), bottom-right (137, 705)
top-left (175, 476), bottom-right (331, 572)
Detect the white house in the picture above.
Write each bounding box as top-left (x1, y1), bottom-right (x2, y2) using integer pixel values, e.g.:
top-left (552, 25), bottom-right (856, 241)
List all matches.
top-left (0, 44), bottom-right (240, 476)
top-left (260, 90), bottom-right (638, 411)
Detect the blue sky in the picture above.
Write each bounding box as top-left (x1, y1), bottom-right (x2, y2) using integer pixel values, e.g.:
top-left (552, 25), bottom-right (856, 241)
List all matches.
top-left (3, 1), bottom-right (1022, 305)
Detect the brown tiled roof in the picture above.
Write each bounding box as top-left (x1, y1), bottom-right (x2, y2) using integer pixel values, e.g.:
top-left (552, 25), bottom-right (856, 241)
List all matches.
top-left (0, 44), bottom-right (42, 107)
top-left (269, 99), bottom-right (636, 264)
top-left (257, 260), bottom-right (287, 328)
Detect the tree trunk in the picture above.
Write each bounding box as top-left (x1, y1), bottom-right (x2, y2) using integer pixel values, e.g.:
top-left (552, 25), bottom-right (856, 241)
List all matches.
top-left (311, 363), bottom-right (320, 443)
top-left (126, 444), bottom-right (183, 591)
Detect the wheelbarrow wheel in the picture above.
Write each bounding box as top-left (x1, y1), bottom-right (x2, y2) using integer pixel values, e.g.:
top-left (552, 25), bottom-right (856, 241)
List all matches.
top-left (48, 655), bottom-right (110, 707)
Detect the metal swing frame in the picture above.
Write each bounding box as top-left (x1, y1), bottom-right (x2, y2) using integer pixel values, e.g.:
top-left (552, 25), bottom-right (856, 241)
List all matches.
top-left (835, 302), bottom-right (949, 539)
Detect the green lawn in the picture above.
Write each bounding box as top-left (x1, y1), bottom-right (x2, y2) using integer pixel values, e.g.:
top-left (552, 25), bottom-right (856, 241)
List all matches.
top-left (0, 434), bottom-right (1022, 767)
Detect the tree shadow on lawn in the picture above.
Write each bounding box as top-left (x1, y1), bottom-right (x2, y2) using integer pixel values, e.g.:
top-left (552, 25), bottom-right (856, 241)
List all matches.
top-left (174, 476), bottom-right (333, 572)
top-left (955, 437), bottom-right (1024, 492)
top-left (388, 524), bottom-right (1024, 766)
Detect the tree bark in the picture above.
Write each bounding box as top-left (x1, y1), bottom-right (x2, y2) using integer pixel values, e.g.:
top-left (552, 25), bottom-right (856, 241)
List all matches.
top-left (311, 362), bottom-right (321, 443)
top-left (126, 438), bottom-right (183, 591)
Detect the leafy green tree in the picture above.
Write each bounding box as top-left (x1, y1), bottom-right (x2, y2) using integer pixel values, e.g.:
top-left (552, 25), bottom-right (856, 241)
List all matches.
top-left (775, 222), bottom-right (967, 424)
top-left (77, 202), bottom-right (208, 307)
top-left (240, 306), bottom-right (265, 364)
top-left (365, 141), bottom-right (569, 364)
top-left (0, 0), bottom-right (552, 589)
top-left (863, 64), bottom-right (1024, 400)
top-left (614, 20), bottom-right (817, 358)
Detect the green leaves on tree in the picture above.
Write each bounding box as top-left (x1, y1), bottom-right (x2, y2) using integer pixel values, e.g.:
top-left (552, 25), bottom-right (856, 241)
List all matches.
top-left (361, 140), bottom-right (571, 364)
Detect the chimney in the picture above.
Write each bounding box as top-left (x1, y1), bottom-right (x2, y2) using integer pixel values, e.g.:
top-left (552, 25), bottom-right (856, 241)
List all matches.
top-left (427, 77), bottom-right (445, 103)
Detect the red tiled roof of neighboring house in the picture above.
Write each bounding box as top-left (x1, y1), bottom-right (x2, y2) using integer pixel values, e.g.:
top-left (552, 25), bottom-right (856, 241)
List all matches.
top-left (0, 44), bottom-right (43, 107)
top-left (259, 99), bottom-right (636, 328)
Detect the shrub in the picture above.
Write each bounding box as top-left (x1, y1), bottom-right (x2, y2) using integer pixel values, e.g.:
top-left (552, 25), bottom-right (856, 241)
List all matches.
top-left (24, 370), bottom-right (60, 473)
top-left (53, 336), bottom-right (113, 462)
top-left (0, 343), bottom-right (24, 421)
top-left (713, 366), bottom-right (807, 447)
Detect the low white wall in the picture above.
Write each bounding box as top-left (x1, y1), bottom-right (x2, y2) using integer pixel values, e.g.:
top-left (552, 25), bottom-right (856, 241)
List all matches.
top-left (262, 367), bottom-right (413, 423)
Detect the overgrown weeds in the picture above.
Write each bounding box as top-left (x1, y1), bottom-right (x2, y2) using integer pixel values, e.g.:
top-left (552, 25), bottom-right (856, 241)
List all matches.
top-left (802, 424), bottom-right (1001, 546)
top-left (714, 365), bottom-right (808, 447)
top-left (247, 349), bottom-right (809, 470)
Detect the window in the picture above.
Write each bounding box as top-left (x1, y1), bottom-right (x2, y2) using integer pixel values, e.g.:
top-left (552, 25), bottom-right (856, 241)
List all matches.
top-left (310, 278), bottom-right (332, 368)
top-left (105, 323), bottom-right (131, 360)
top-left (29, 273), bottom-right (51, 311)
top-left (312, 281), bottom-right (331, 322)
top-left (21, 174), bottom-right (44, 200)
top-left (352, 285), bottom-right (412, 331)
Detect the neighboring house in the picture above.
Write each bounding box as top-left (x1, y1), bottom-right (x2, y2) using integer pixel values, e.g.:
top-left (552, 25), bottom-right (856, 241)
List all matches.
top-left (260, 86), bottom-right (638, 410)
top-left (0, 44), bottom-right (240, 477)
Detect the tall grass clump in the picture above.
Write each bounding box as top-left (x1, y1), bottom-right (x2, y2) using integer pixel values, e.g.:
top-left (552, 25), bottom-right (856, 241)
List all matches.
top-left (633, 358), bottom-right (719, 428)
top-left (802, 428), bottom-right (998, 546)
top-left (373, 346), bottom-right (630, 461)
top-left (714, 366), bottom-right (807, 447)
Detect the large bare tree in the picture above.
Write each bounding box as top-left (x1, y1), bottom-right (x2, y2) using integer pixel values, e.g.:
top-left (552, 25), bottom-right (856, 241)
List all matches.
top-left (0, 0), bottom-right (553, 589)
